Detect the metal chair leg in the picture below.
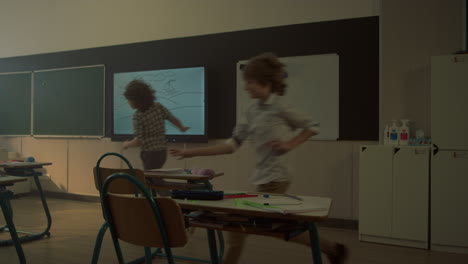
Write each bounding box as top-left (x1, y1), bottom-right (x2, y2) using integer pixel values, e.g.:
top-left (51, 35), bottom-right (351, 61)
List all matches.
top-left (307, 222), bottom-right (323, 264)
top-left (91, 221), bottom-right (109, 264)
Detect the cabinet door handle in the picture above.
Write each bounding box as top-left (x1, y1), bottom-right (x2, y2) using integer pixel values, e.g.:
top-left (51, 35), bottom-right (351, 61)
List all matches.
top-left (453, 152), bottom-right (467, 158)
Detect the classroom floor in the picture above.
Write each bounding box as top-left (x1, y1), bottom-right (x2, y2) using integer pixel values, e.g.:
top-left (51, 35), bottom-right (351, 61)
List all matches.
top-left (0, 195), bottom-right (467, 264)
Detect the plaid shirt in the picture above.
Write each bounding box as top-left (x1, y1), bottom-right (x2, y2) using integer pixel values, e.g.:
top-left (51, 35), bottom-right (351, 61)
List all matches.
top-left (133, 103), bottom-right (175, 151)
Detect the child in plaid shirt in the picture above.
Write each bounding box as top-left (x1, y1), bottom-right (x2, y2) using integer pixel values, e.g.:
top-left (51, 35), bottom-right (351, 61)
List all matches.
top-left (123, 79), bottom-right (189, 172)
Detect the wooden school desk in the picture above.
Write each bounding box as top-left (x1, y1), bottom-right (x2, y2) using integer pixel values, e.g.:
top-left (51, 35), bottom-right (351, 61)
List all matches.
top-left (0, 175), bottom-right (28, 263)
top-left (0, 162), bottom-right (53, 247)
top-left (144, 171), bottom-right (224, 191)
top-left (177, 193), bottom-right (332, 264)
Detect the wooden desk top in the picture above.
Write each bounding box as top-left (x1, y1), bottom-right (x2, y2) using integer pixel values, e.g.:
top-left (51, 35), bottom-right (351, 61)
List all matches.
top-left (176, 194), bottom-right (332, 222)
top-left (0, 162), bottom-right (52, 168)
top-left (144, 171), bottom-right (224, 180)
top-left (0, 175), bottom-right (28, 186)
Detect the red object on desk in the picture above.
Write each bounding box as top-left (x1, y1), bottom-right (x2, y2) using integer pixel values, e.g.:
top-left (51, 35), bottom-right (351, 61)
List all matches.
top-left (223, 194), bottom-right (258, 199)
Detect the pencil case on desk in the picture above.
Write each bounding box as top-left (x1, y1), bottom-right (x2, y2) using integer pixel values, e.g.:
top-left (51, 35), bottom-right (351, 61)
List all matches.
top-left (171, 190), bottom-right (224, 200)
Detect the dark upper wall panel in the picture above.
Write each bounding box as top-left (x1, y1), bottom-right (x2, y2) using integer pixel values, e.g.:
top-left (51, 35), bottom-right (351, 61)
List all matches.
top-left (0, 16), bottom-right (379, 140)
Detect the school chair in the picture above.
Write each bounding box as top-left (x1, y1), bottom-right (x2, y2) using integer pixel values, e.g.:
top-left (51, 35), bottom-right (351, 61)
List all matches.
top-left (92, 152), bottom-right (157, 264)
top-left (92, 152), bottom-right (223, 264)
top-left (102, 172), bottom-right (220, 264)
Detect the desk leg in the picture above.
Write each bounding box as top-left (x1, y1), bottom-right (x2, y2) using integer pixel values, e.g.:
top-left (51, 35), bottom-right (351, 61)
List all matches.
top-left (0, 190), bottom-right (26, 264)
top-left (32, 172), bottom-right (52, 237)
top-left (0, 170), bottom-right (52, 246)
top-left (216, 230), bottom-right (225, 263)
top-left (207, 229), bottom-right (220, 264)
top-left (307, 222), bottom-right (322, 264)
top-left (0, 195), bottom-right (13, 232)
top-left (0, 172), bottom-right (52, 246)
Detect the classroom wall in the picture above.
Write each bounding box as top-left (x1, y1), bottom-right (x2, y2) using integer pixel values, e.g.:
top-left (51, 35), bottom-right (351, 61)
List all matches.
top-left (0, 0), bottom-right (379, 58)
top-left (380, 0), bottom-right (464, 139)
top-left (0, 0), bottom-right (463, 220)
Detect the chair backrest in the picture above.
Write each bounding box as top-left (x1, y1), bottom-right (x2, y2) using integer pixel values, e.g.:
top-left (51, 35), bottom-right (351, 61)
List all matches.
top-left (93, 152), bottom-right (145, 195)
top-left (102, 173), bottom-right (188, 248)
top-left (93, 167), bottom-right (145, 194)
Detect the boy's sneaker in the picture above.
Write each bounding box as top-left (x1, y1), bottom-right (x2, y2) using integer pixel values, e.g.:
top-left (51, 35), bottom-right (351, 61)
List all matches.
top-left (327, 243), bottom-right (348, 264)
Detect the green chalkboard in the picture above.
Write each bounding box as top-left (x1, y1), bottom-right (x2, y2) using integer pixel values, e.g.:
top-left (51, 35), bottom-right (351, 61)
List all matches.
top-left (0, 72), bottom-right (32, 135)
top-left (33, 65), bottom-right (104, 136)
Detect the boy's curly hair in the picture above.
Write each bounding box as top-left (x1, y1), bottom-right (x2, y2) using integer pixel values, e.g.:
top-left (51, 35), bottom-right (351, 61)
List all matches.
top-left (243, 52), bottom-right (287, 96)
top-left (123, 80), bottom-right (156, 111)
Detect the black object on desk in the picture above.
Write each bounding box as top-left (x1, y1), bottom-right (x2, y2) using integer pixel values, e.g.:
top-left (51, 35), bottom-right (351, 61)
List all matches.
top-left (172, 190), bottom-right (224, 200)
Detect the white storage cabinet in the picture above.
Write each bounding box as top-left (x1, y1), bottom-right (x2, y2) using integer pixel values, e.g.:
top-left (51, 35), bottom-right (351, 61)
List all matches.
top-left (359, 145), bottom-right (429, 248)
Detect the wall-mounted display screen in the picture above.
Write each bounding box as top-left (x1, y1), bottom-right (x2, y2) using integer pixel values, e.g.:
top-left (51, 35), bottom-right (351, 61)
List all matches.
top-left (113, 66), bottom-right (207, 142)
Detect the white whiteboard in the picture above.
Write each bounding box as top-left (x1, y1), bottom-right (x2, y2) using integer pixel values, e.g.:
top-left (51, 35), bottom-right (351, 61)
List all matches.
top-left (236, 54), bottom-right (339, 140)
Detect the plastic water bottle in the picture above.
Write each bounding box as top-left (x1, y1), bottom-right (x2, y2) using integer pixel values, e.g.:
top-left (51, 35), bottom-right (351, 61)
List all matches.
top-left (389, 120), bottom-right (399, 145)
top-left (399, 119), bottom-right (410, 145)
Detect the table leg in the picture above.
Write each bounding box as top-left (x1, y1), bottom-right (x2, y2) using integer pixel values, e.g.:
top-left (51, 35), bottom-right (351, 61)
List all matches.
top-left (0, 170), bottom-right (52, 246)
top-left (0, 189), bottom-right (26, 264)
top-left (307, 222), bottom-right (322, 264)
top-left (207, 229), bottom-right (220, 264)
top-left (31, 172), bottom-right (52, 237)
top-left (0, 195), bottom-right (13, 232)
top-left (216, 230), bottom-right (225, 263)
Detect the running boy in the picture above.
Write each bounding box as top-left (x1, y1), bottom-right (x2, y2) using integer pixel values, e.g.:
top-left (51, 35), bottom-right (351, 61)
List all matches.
top-left (170, 53), bottom-right (347, 263)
